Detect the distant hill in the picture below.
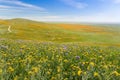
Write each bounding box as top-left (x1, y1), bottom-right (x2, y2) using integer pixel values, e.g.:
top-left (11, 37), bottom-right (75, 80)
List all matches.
top-left (0, 18), bottom-right (44, 25)
top-left (0, 18), bottom-right (120, 45)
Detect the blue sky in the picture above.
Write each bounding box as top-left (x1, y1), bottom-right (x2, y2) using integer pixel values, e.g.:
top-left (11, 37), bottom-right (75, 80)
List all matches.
top-left (0, 0), bottom-right (120, 23)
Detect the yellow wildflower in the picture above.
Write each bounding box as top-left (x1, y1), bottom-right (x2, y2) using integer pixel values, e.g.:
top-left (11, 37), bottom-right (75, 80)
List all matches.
top-left (8, 66), bottom-right (14, 73)
top-left (94, 72), bottom-right (99, 77)
top-left (47, 71), bottom-right (51, 75)
top-left (24, 77), bottom-right (29, 80)
top-left (112, 71), bottom-right (120, 76)
top-left (7, 62), bottom-right (11, 65)
top-left (14, 76), bottom-right (18, 80)
top-left (82, 62), bottom-right (85, 65)
top-left (28, 71), bottom-right (33, 75)
top-left (64, 59), bottom-right (68, 63)
top-left (3, 53), bottom-right (7, 57)
top-left (77, 70), bottom-right (82, 76)
top-left (85, 62), bottom-right (89, 64)
top-left (103, 65), bottom-right (108, 69)
top-left (0, 69), bottom-right (2, 74)
top-left (84, 72), bottom-right (87, 75)
top-left (99, 56), bottom-right (102, 58)
top-left (51, 77), bottom-right (56, 80)
top-left (32, 67), bottom-right (39, 73)
top-left (90, 62), bottom-right (95, 66)
top-left (57, 66), bottom-right (61, 72)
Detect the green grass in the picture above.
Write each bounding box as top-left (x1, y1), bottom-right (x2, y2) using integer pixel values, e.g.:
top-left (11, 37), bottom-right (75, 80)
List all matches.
top-left (0, 18), bottom-right (120, 80)
top-left (0, 18), bottom-right (120, 45)
top-left (0, 39), bottom-right (120, 80)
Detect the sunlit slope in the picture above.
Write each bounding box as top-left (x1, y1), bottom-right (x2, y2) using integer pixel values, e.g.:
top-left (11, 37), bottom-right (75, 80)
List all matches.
top-left (0, 18), bottom-right (71, 41)
top-left (0, 18), bottom-right (120, 45)
top-left (57, 24), bottom-right (120, 44)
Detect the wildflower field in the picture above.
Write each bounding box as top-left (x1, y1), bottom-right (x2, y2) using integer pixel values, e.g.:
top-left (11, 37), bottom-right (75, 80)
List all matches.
top-left (0, 19), bottom-right (120, 80)
top-left (0, 39), bottom-right (120, 80)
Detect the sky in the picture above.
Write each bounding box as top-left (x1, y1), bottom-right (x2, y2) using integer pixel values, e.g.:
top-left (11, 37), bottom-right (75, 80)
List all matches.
top-left (0, 0), bottom-right (120, 23)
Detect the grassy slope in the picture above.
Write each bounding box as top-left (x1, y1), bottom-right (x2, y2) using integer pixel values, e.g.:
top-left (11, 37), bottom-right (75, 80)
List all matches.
top-left (0, 18), bottom-right (120, 46)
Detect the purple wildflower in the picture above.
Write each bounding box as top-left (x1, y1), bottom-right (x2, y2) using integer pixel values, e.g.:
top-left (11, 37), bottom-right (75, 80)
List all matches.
top-left (75, 56), bottom-right (80, 60)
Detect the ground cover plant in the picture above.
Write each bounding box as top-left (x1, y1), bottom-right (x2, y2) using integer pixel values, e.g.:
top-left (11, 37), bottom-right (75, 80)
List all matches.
top-left (0, 39), bottom-right (120, 80)
top-left (0, 19), bottom-right (120, 80)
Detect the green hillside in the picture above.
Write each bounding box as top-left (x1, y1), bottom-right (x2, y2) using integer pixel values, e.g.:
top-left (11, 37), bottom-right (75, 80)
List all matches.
top-left (0, 19), bottom-right (120, 80)
top-left (0, 18), bottom-right (120, 46)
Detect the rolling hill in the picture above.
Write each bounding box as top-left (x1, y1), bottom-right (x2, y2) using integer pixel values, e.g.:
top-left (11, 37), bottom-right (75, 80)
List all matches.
top-left (0, 19), bottom-right (120, 80)
top-left (0, 18), bottom-right (120, 46)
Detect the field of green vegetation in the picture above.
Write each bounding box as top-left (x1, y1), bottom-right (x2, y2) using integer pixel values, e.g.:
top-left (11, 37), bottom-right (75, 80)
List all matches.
top-left (0, 19), bottom-right (120, 80)
top-left (0, 18), bottom-right (120, 45)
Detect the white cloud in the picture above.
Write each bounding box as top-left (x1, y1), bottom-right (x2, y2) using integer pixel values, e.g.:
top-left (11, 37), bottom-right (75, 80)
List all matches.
top-left (0, 5), bottom-right (11, 8)
top-left (0, 16), bottom-right (12, 19)
top-left (100, 0), bottom-right (120, 4)
top-left (22, 16), bottom-right (63, 21)
top-left (113, 0), bottom-right (120, 3)
top-left (21, 13), bottom-right (120, 23)
top-left (60, 0), bottom-right (87, 9)
top-left (0, 0), bottom-right (47, 16)
top-left (0, 8), bottom-right (23, 12)
top-left (0, 0), bottom-right (45, 10)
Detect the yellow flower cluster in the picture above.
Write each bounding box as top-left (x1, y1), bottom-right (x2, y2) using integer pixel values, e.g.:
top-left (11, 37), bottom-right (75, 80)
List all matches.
top-left (0, 39), bottom-right (120, 80)
top-left (77, 70), bottom-right (82, 76)
top-left (94, 72), bottom-right (99, 77)
top-left (8, 66), bottom-right (14, 73)
top-left (112, 71), bottom-right (120, 76)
